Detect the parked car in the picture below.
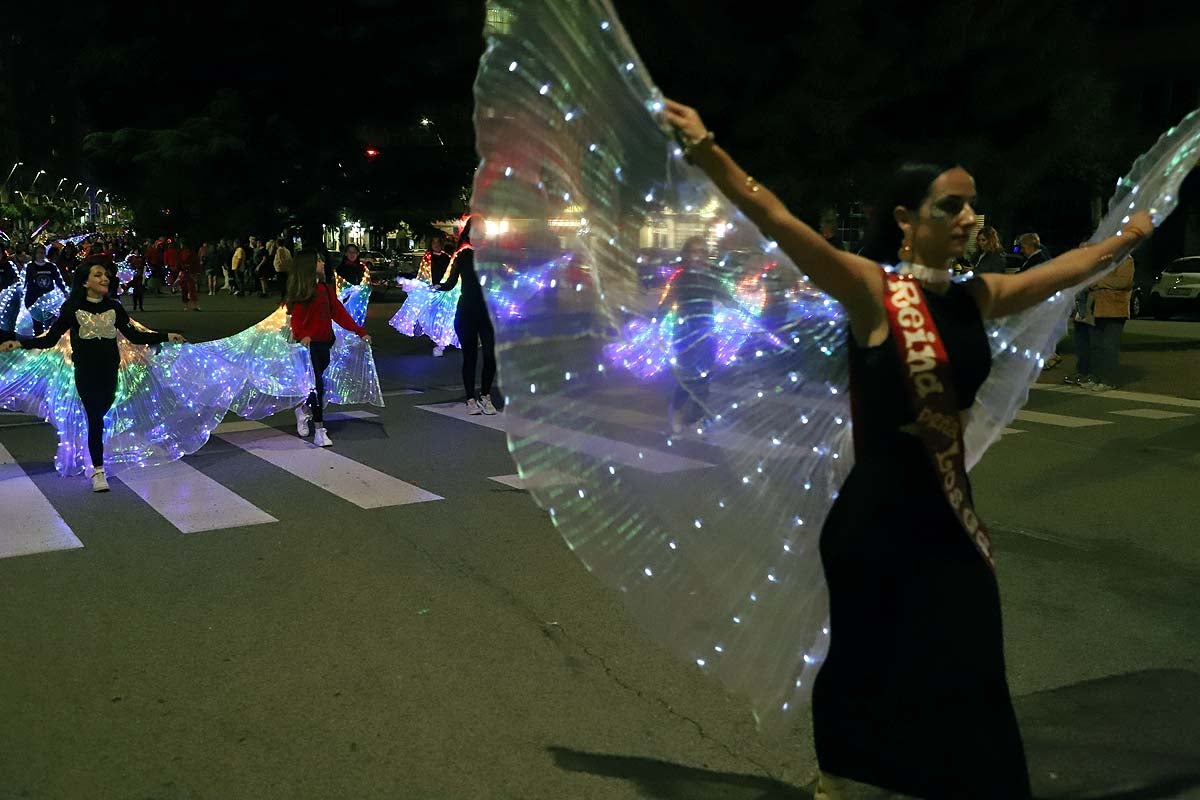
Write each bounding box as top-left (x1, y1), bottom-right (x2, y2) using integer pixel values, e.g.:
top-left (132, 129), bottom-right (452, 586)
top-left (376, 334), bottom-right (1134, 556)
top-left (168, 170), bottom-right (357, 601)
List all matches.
top-left (1147, 256), bottom-right (1200, 319)
top-left (357, 250), bottom-right (394, 273)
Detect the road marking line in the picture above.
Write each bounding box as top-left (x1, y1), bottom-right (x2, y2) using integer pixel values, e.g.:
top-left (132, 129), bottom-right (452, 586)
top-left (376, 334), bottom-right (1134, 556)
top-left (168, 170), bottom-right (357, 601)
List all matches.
top-left (417, 402), bottom-right (713, 474)
top-left (116, 461), bottom-right (277, 534)
top-left (537, 396), bottom-right (843, 461)
top-left (324, 410), bottom-right (380, 422)
top-left (488, 471), bottom-right (575, 490)
top-left (1108, 408), bottom-right (1193, 420)
top-left (0, 444), bottom-right (84, 560)
top-left (0, 420), bottom-right (46, 430)
top-left (1014, 410), bottom-right (1111, 428)
top-left (1001, 427), bottom-right (1026, 435)
top-left (215, 422), bottom-right (442, 509)
top-left (1031, 383), bottom-right (1200, 409)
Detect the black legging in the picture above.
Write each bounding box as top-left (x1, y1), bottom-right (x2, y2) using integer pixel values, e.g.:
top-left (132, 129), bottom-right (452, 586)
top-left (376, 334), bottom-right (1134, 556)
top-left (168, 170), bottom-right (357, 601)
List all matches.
top-left (306, 340), bottom-right (333, 424)
top-left (75, 359), bottom-right (119, 468)
top-left (454, 305), bottom-right (496, 400)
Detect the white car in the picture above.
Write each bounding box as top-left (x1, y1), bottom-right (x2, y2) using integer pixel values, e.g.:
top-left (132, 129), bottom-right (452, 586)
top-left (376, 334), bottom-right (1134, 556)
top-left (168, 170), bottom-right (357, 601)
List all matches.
top-left (1149, 256), bottom-right (1200, 319)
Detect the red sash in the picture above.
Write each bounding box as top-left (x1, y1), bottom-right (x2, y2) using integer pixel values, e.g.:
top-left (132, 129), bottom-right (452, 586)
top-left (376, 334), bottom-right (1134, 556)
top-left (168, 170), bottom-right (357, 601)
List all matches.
top-left (855, 271), bottom-right (995, 568)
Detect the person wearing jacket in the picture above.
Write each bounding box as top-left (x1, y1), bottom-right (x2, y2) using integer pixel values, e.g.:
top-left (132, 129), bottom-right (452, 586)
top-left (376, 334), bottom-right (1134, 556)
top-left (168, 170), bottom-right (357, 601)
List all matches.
top-left (287, 251), bottom-right (371, 446)
top-left (1066, 254), bottom-right (1135, 392)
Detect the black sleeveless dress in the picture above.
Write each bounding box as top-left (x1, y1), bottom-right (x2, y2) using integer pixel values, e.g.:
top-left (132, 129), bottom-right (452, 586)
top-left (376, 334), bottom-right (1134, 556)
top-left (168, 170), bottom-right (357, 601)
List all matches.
top-left (812, 280), bottom-right (1032, 798)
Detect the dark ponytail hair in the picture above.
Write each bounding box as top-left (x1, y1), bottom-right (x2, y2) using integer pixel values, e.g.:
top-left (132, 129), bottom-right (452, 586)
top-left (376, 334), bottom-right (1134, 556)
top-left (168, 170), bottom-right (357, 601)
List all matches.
top-left (857, 162), bottom-right (956, 264)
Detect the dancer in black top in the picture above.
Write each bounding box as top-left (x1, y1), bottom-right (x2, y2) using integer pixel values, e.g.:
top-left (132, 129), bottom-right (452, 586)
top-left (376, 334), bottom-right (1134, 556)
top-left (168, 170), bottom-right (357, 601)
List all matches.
top-left (0, 259), bottom-right (186, 491)
top-left (334, 244), bottom-right (366, 286)
top-left (660, 236), bottom-right (720, 433)
top-left (436, 219), bottom-right (497, 415)
top-left (23, 245), bottom-right (69, 335)
top-left (428, 235), bottom-right (452, 285)
top-left (665, 98), bottom-right (1153, 798)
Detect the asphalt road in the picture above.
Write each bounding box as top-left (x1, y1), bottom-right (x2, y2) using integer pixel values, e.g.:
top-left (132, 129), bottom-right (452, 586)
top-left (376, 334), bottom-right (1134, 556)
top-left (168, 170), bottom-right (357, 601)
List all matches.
top-left (1, 290), bottom-right (1197, 799)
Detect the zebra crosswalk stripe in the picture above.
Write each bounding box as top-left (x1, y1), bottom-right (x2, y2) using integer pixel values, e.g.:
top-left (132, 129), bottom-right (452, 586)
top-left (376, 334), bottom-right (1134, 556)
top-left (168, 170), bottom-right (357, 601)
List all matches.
top-left (0, 443), bottom-right (83, 559)
top-left (417, 402), bottom-right (714, 474)
top-left (1013, 410), bottom-right (1111, 428)
top-left (214, 420), bottom-right (442, 509)
top-left (115, 460), bottom-right (277, 534)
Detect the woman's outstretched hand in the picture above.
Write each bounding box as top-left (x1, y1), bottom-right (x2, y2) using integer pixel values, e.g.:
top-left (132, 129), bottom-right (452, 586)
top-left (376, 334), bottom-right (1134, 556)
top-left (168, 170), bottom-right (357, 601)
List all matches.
top-left (1121, 210), bottom-right (1154, 241)
top-left (663, 98), bottom-right (708, 143)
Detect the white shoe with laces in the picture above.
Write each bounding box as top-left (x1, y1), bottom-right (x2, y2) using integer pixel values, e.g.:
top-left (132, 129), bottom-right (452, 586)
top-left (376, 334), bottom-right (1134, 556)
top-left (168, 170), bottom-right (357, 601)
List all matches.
top-left (91, 469), bottom-right (110, 493)
top-left (313, 426), bottom-right (332, 447)
top-left (467, 398), bottom-right (481, 415)
top-left (479, 396), bottom-right (498, 415)
top-left (295, 404), bottom-right (312, 437)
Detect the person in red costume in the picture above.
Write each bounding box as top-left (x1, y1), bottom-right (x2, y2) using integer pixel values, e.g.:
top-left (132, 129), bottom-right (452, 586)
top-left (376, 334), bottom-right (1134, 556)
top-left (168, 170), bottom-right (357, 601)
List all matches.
top-left (175, 239), bottom-right (200, 311)
top-left (286, 250), bottom-right (371, 447)
top-left (163, 239), bottom-right (181, 294)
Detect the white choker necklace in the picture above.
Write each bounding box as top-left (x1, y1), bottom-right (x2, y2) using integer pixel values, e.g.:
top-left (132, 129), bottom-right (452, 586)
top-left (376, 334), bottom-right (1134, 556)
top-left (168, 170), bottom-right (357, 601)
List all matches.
top-left (898, 261), bottom-right (953, 285)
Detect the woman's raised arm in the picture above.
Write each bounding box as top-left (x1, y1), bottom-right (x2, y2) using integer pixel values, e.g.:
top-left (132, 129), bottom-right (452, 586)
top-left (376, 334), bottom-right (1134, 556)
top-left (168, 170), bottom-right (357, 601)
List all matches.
top-left (968, 211), bottom-right (1153, 319)
top-left (665, 99), bottom-right (882, 325)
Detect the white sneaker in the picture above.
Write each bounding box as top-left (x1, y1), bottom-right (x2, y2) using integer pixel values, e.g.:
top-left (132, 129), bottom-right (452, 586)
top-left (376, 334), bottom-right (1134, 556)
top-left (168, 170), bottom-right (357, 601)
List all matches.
top-left (432, 346), bottom-right (445, 357)
top-left (479, 396), bottom-right (498, 415)
top-left (91, 469), bottom-right (110, 493)
top-left (467, 398), bottom-right (481, 415)
top-left (295, 404), bottom-right (312, 437)
top-left (313, 426), bottom-right (332, 447)
top-left (1089, 382), bottom-right (1116, 393)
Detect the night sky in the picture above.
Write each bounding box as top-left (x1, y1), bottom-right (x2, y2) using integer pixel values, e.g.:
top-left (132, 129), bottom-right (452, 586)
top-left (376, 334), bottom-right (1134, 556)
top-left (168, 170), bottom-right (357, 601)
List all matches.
top-left (4, 0), bottom-right (1199, 257)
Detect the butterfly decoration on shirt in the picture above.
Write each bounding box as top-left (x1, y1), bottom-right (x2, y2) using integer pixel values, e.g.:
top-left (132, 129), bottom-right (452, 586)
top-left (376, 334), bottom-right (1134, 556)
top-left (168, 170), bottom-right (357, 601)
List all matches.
top-left (76, 309), bottom-right (118, 340)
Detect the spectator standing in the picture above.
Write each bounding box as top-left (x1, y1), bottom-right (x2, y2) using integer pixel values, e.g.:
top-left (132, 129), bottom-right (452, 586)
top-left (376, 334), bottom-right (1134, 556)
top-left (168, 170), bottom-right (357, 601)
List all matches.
top-left (230, 238), bottom-right (248, 297)
top-left (1066, 255), bottom-right (1135, 392)
top-left (1016, 232), bottom-right (1049, 272)
top-left (973, 226), bottom-right (1008, 274)
top-left (273, 236), bottom-right (293, 302)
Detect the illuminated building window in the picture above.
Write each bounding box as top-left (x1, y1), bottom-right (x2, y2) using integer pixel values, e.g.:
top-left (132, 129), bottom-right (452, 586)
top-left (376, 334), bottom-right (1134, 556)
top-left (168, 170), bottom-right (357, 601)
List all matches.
top-left (485, 5), bottom-right (516, 35)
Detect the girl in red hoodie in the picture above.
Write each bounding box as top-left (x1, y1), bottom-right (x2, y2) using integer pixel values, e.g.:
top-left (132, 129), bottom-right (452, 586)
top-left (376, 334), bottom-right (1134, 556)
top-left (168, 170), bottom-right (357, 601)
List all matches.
top-left (287, 251), bottom-right (370, 446)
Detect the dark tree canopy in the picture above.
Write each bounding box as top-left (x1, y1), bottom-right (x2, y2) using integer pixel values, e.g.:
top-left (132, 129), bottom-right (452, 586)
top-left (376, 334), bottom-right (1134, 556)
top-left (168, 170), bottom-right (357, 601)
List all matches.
top-left (3, 1), bottom-right (1198, 259)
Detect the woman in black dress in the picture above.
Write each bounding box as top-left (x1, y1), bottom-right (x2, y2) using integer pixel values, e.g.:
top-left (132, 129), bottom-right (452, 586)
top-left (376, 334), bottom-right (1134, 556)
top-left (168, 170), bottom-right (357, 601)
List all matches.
top-left (436, 219), bottom-right (499, 416)
top-left (663, 99), bottom-right (1152, 798)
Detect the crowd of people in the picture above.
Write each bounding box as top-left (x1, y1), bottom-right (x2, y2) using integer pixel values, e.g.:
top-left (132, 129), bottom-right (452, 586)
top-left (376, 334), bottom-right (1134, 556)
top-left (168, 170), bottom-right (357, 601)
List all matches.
top-left (0, 232), bottom-right (302, 326)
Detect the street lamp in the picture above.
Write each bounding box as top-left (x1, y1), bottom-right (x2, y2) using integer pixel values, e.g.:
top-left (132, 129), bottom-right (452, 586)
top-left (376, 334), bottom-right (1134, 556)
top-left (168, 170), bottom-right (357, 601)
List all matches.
top-left (55, 178), bottom-right (67, 193)
top-left (29, 169), bottom-right (46, 190)
top-left (5, 162), bottom-right (22, 184)
top-left (73, 182), bottom-right (82, 193)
